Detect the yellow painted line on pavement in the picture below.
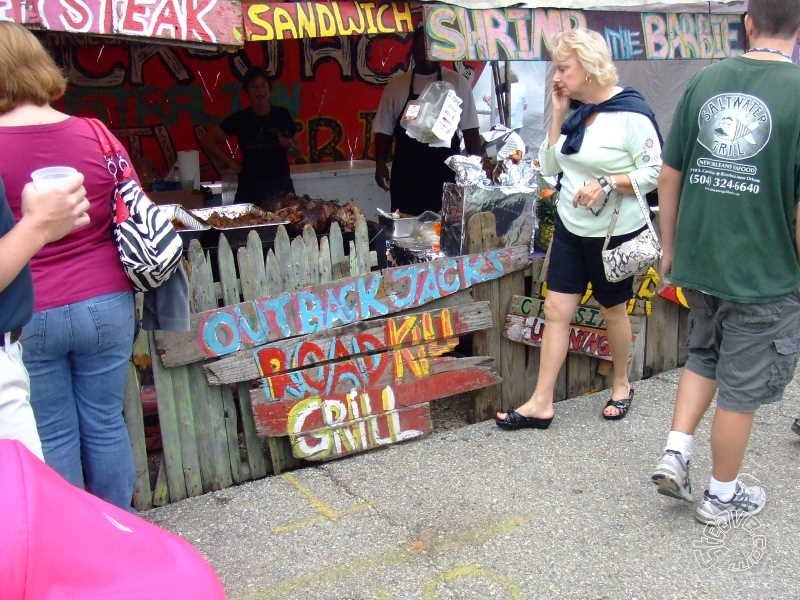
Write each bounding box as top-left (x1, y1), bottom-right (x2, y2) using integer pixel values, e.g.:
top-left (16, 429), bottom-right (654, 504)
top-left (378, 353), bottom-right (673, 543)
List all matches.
top-left (272, 502), bottom-right (371, 533)
top-left (272, 471), bottom-right (371, 533)
top-left (279, 472), bottom-right (338, 519)
top-left (422, 565), bottom-right (525, 600)
top-left (234, 514), bottom-right (528, 600)
top-left (271, 514), bottom-right (327, 534)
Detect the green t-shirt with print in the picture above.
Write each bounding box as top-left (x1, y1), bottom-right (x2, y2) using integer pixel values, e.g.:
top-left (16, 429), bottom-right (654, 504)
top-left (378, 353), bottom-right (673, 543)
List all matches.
top-left (663, 56), bottom-right (800, 303)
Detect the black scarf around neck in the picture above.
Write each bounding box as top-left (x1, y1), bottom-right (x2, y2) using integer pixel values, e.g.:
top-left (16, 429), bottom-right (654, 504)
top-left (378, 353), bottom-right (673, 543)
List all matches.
top-left (560, 86), bottom-right (663, 155)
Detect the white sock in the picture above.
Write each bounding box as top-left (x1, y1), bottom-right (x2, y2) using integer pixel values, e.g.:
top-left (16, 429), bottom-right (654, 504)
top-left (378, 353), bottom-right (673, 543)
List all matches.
top-left (708, 476), bottom-right (737, 502)
top-left (664, 431), bottom-right (694, 462)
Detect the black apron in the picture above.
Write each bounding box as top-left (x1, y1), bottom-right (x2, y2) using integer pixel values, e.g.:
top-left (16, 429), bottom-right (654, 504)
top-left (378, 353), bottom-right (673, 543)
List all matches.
top-left (390, 67), bottom-right (460, 215)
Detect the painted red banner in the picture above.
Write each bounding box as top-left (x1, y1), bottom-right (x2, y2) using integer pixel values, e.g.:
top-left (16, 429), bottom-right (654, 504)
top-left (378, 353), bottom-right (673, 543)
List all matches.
top-left (244, 1), bottom-right (414, 41)
top-left (46, 33), bottom-right (470, 184)
top-left (5, 0), bottom-right (242, 46)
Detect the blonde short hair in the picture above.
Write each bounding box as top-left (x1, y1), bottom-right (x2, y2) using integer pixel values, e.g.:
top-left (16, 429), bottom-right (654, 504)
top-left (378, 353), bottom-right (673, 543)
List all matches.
top-left (0, 22), bottom-right (67, 114)
top-left (551, 28), bottom-right (618, 87)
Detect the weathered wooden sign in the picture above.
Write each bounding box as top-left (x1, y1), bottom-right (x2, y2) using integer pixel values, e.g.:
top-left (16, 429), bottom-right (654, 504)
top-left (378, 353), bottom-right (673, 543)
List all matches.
top-left (256, 341), bottom-right (460, 403)
top-left (204, 301), bottom-right (493, 385)
top-left (514, 296), bottom-right (608, 329)
top-left (155, 246), bottom-right (530, 367)
top-left (9, 0), bottom-right (242, 46)
top-left (252, 356), bottom-right (500, 436)
top-left (149, 230), bottom-right (530, 464)
top-left (287, 390), bottom-right (432, 462)
top-left (244, 1), bottom-right (413, 41)
top-left (231, 300), bottom-right (504, 462)
top-left (504, 295), bottom-right (642, 360)
top-left (243, 302), bottom-right (503, 461)
top-left (423, 6), bottom-right (745, 61)
top-left (253, 356), bottom-right (501, 460)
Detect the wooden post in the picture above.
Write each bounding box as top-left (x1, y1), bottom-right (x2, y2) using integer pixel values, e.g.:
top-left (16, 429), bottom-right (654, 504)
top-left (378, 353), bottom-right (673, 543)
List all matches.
top-left (235, 231), bottom-right (273, 480)
top-left (467, 212), bottom-right (528, 420)
top-left (644, 294), bottom-right (683, 378)
top-left (123, 362), bottom-right (152, 511)
top-left (148, 330), bottom-right (186, 503)
top-left (187, 241), bottom-right (234, 491)
top-left (216, 233), bottom-right (248, 483)
top-left (170, 366), bottom-right (203, 497)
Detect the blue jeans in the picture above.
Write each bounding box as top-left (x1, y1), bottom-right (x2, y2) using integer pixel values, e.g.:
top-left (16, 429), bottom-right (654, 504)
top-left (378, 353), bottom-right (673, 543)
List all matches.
top-left (22, 291), bottom-right (136, 510)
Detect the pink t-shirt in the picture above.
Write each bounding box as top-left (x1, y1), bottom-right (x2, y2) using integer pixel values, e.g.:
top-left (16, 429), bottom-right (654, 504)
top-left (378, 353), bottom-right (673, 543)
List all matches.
top-left (0, 116), bottom-right (132, 311)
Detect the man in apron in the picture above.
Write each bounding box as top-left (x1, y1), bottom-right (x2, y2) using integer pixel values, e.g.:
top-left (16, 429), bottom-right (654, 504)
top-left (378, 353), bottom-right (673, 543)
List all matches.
top-left (373, 27), bottom-right (481, 215)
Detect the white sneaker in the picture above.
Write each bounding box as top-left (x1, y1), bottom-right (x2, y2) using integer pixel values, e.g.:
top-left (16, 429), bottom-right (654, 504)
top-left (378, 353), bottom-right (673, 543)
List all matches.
top-left (651, 449), bottom-right (693, 502)
top-left (695, 481), bottom-right (766, 526)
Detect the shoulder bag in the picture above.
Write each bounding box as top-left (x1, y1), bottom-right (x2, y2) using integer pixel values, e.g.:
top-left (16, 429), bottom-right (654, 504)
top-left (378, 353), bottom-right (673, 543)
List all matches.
top-left (85, 118), bottom-right (183, 292)
top-left (600, 177), bottom-right (661, 283)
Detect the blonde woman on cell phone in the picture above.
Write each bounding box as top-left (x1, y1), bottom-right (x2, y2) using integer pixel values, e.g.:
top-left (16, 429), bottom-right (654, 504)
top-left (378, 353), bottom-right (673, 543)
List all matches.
top-left (495, 28), bottom-right (662, 430)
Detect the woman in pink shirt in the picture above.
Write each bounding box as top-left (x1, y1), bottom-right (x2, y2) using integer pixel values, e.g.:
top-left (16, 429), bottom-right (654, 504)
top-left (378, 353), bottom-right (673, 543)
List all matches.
top-left (0, 22), bottom-right (136, 510)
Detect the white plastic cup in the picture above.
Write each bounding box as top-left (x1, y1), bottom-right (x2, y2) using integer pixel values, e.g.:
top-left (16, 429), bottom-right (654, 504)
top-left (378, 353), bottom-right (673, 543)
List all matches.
top-left (221, 171), bottom-right (238, 206)
top-left (31, 166), bottom-right (80, 192)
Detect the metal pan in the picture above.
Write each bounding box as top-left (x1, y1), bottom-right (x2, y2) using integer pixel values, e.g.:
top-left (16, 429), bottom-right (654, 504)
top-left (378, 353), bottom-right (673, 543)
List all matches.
top-left (376, 208), bottom-right (418, 238)
top-left (189, 203), bottom-right (289, 248)
top-left (158, 203), bottom-right (211, 250)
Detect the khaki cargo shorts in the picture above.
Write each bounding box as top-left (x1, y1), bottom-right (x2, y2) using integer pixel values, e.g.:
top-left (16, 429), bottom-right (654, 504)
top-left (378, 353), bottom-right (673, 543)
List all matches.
top-left (684, 288), bottom-right (800, 413)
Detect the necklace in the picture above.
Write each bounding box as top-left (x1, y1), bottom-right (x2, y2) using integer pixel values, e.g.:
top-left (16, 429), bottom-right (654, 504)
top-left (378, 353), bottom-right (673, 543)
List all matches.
top-left (746, 46), bottom-right (792, 60)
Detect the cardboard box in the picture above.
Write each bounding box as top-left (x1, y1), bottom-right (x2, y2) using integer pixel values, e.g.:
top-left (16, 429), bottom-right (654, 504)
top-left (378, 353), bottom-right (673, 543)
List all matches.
top-left (148, 190), bottom-right (205, 209)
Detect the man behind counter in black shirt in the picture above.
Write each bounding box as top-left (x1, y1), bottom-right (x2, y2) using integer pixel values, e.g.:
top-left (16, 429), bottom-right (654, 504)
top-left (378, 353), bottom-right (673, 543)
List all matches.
top-left (201, 67), bottom-right (297, 210)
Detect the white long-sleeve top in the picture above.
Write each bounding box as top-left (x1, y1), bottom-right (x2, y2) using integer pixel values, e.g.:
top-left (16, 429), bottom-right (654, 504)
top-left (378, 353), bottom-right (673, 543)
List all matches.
top-left (538, 111), bottom-right (662, 238)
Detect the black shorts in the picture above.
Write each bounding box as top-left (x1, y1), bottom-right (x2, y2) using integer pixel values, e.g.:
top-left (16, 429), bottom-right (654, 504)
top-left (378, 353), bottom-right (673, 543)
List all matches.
top-left (546, 216), bottom-right (643, 308)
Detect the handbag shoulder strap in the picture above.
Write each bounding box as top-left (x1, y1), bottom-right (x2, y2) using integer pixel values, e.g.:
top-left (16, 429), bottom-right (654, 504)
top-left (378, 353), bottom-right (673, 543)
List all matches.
top-left (84, 117), bottom-right (131, 182)
top-left (601, 177), bottom-right (659, 251)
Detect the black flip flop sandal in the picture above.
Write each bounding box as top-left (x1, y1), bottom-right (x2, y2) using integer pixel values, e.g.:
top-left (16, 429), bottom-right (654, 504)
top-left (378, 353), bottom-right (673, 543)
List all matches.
top-left (495, 409), bottom-right (553, 430)
top-left (602, 388), bottom-right (634, 421)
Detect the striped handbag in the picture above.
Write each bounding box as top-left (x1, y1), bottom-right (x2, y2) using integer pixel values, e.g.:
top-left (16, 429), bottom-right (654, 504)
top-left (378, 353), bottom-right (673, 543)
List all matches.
top-left (85, 118), bottom-right (182, 292)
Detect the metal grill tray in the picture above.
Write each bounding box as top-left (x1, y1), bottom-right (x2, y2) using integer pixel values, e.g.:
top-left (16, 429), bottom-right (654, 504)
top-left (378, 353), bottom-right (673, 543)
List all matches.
top-left (158, 203), bottom-right (211, 250)
top-left (159, 204), bottom-right (210, 231)
top-left (189, 203), bottom-right (289, 248)
top-left (189, 204), bottom-right (289, 230)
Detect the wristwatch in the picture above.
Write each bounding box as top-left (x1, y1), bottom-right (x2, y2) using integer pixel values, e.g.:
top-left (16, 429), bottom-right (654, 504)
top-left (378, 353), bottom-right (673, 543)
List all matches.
top-left (597, 176), bottom-right (613, 196)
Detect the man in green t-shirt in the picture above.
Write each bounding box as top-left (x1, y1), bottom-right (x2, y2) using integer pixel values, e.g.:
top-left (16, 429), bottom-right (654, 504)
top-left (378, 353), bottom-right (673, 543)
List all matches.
top-left (650, 0), bottom-right (800, 526)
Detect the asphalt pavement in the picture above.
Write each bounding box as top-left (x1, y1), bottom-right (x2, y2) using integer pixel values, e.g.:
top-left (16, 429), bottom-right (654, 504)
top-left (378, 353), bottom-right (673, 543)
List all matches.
top-left (146, 367), bottom-right (800, 600)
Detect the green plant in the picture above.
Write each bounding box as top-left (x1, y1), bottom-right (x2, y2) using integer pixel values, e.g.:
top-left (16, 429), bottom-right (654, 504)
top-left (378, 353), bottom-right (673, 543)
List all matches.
top-left (535, 190), bottom-right (557, 251)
